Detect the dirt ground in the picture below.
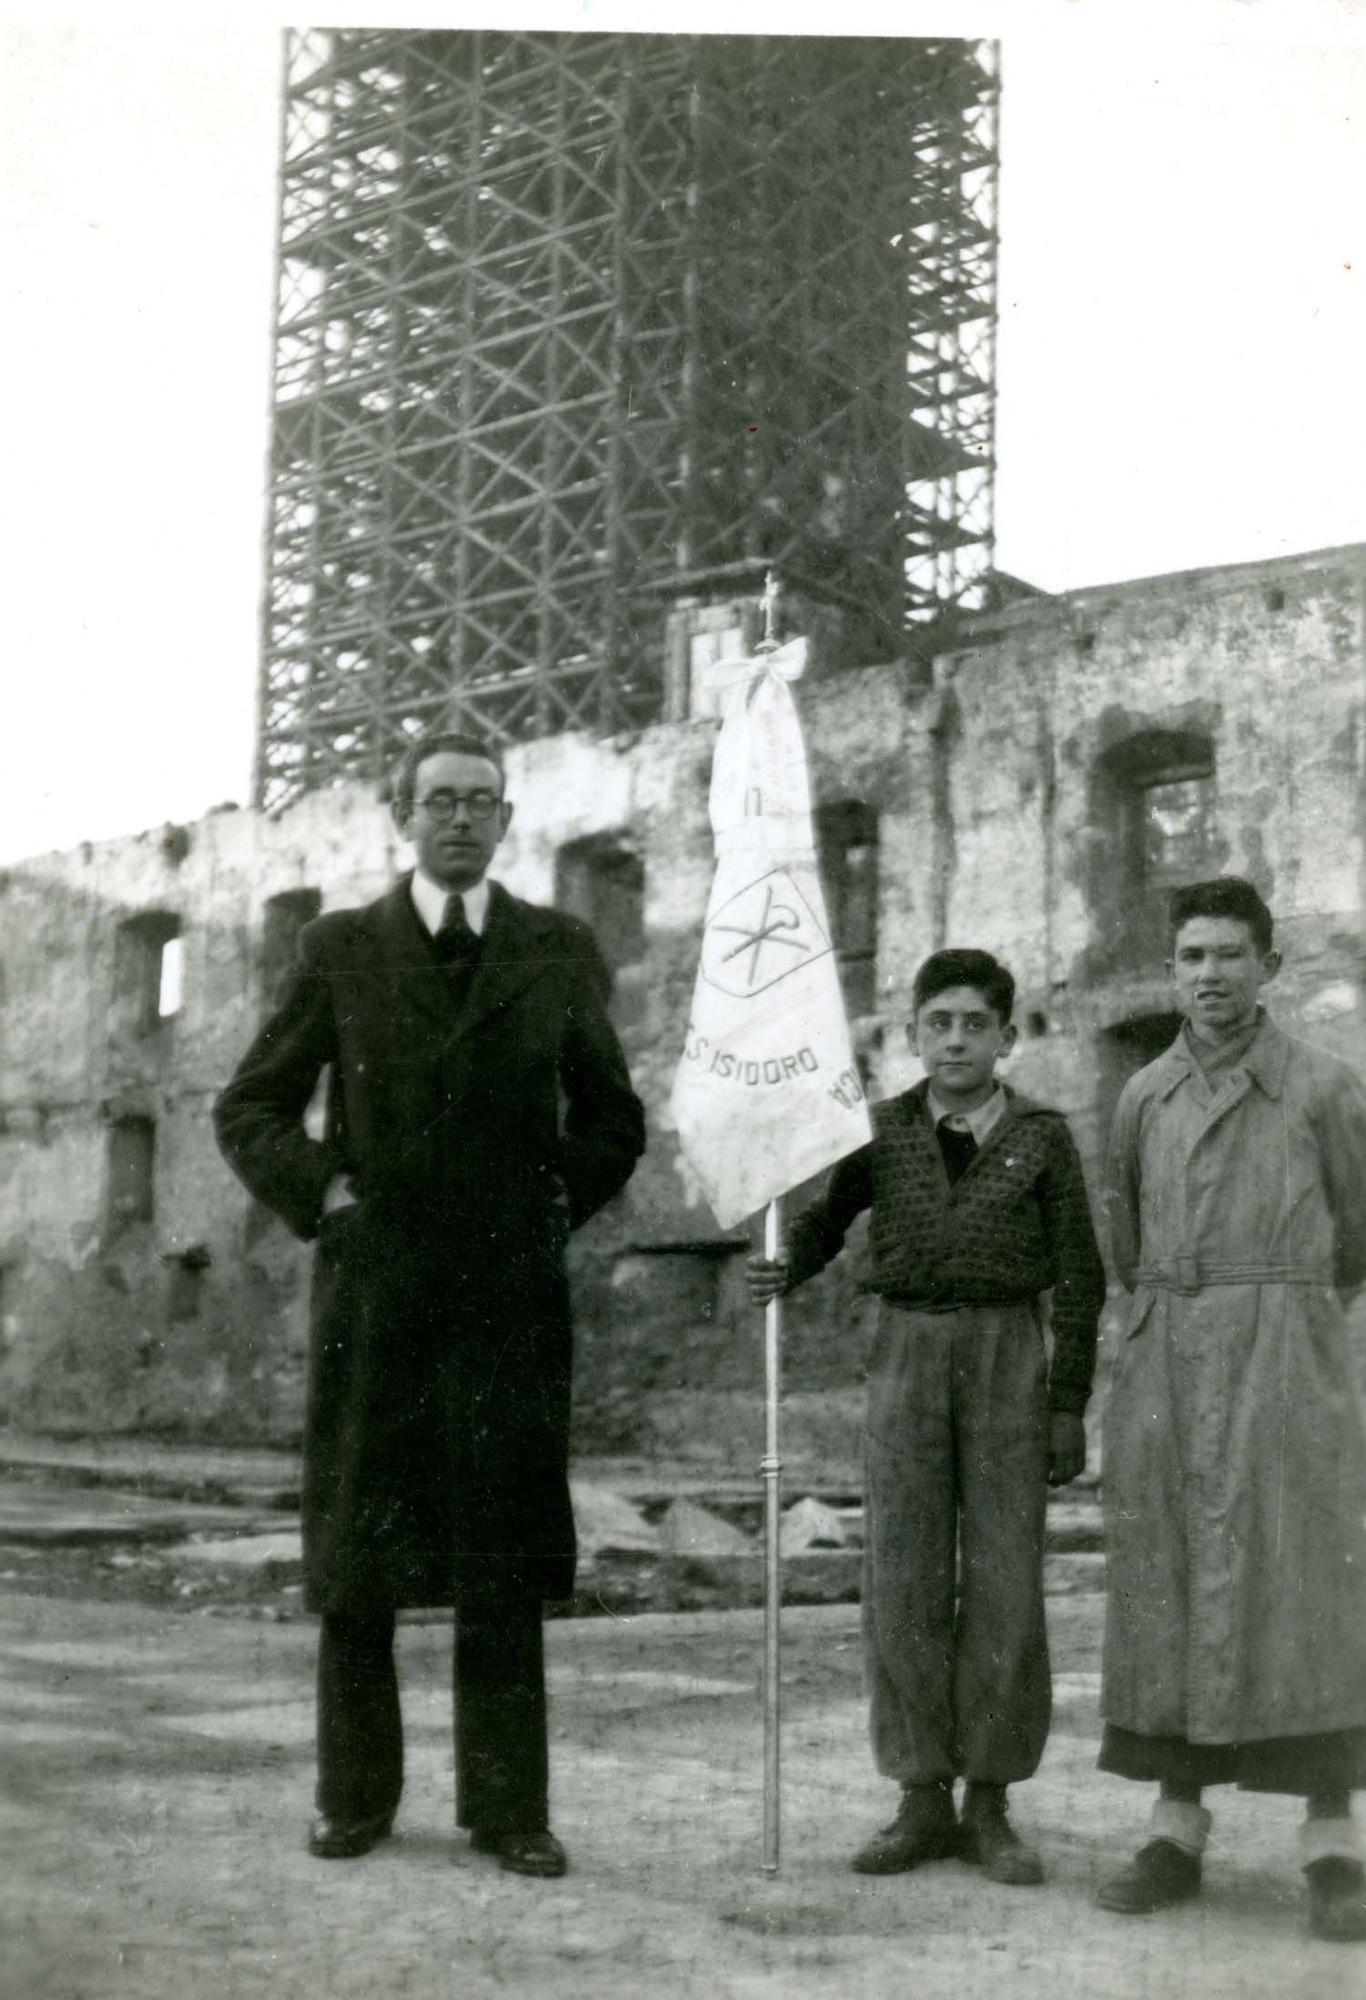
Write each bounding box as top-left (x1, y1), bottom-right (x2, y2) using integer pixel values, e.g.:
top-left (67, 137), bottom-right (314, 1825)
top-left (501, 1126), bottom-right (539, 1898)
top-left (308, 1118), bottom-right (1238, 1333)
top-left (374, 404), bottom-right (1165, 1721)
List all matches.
top-left (3, 1579), bottom-right (1360, 2000)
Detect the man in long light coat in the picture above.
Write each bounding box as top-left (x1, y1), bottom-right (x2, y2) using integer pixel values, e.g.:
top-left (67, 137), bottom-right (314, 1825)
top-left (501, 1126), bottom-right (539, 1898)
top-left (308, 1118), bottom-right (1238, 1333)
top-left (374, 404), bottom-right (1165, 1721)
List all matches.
top-left (1098, 877), bottom-right (1366, 1942)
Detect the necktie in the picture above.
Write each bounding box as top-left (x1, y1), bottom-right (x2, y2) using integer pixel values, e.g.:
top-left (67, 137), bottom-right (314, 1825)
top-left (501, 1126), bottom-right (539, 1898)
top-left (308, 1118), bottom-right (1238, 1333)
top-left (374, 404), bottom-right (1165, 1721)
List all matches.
top-left (936, 1119), bottom-right (977, 1186)
top-left (434, 894), bottom-right (475, 964)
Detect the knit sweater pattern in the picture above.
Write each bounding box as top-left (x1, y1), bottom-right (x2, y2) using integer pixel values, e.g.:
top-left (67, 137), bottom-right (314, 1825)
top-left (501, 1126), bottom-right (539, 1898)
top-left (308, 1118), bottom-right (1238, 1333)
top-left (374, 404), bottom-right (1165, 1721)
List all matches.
top-left (785, 1081), bottom-right (1107, 1413)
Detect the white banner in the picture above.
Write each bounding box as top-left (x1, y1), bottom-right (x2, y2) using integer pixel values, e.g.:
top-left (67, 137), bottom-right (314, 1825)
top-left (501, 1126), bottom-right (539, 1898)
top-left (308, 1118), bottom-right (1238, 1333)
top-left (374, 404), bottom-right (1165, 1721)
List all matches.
top-left (670, 637), bottom-right (873, 1229)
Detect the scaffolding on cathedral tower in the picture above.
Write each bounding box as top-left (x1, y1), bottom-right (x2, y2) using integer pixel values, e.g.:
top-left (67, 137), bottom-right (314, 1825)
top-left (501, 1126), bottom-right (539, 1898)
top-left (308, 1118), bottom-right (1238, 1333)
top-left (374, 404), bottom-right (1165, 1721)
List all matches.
top-left (256, 29), bottom-right (999, 810)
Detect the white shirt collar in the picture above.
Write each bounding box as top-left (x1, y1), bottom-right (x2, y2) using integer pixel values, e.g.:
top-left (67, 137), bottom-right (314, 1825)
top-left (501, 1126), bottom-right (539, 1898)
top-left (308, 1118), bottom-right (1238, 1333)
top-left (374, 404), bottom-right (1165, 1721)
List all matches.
top-left (926, 1082), bottom-right (1007, 1144)
top-left (411, 869), bottom-right (491, 938)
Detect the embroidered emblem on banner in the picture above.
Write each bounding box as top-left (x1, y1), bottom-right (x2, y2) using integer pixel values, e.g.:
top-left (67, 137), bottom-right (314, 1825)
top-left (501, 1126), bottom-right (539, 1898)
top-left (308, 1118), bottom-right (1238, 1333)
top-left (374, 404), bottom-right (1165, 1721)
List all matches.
top-left (700, 869), bottom-right (832, 998)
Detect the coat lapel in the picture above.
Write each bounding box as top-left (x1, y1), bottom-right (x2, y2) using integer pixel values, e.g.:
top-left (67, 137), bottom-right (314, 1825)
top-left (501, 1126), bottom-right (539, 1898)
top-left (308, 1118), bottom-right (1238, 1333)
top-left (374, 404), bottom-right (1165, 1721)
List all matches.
top-left (1173, 1017), bottom-right (1285, 1151)
top-left (372, 877), bottom-right (451, 1032)
top-left (371, 877), bottom-right (553, 1043)
top-left (448, 882), bottom-right (554, 1043)
top-left (1195, 1069), bottom-right (1253, 1142)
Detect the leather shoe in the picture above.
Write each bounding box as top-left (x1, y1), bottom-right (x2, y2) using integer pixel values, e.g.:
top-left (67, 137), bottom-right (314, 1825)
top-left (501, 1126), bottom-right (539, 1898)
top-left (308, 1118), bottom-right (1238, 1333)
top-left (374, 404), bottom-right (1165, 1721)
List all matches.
top-left (959, 1805), bottom-right (1044, 1885)
top-left (851, 1786), bottom-right (959, 1875)
top-left (470, 1827), bottom-right (568, 1878)
top-left (307, 1808), bottom-right (394, 1859)
top-left (1097, 1838), bottom-right (1202, 1914)
top-left (1306, 1858), bottom-right (1366, 1942)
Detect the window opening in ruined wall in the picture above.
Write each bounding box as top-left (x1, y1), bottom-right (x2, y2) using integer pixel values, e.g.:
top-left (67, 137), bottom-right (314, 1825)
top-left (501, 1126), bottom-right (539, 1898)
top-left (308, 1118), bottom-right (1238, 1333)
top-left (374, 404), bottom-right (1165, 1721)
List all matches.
top-left (158, 937), bottom-right (183, 1019)
top-left (114, 911), bottom-right (182, 1035)
top-left (1118, 734), bottom-right (1214, 892)
top-left (106, 1116), bottom-right (155, 1236)
top-left (1098, 731), bottom-right (1215, 972)
top-left (262, 887), bottom-right (323, 1006)
top-left (163, 1246), bottom-right (210, 1323)
top-left (1137, 772), bottom-right (1214, 887)
top-left (815, 800), bottom-right (880, 1017)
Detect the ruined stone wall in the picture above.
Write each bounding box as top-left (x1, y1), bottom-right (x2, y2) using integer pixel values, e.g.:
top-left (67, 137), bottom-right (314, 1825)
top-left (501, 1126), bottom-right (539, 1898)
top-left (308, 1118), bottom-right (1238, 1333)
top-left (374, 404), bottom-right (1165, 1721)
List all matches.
top-left (3, 541), bottom-right (1364, 1459)
top-left (936, 542), bottom-right (1366, 1166)
top-left (0, 674), bottom-right (931, 1456)
top-left (0, 788), bottom-right (398, 1442)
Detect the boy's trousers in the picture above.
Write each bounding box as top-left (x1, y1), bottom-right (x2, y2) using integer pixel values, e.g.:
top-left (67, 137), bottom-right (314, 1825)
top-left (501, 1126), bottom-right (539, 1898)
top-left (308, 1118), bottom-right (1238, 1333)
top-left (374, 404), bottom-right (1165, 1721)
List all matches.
top-left (862, 1298), bottom-right (1052, 1786)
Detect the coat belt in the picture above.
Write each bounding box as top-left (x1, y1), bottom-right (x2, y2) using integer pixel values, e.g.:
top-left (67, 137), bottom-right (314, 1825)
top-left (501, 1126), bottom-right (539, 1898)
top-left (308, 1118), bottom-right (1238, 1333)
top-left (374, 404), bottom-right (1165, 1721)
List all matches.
top-left (1134, 1257), bottom-right (1333, 1296)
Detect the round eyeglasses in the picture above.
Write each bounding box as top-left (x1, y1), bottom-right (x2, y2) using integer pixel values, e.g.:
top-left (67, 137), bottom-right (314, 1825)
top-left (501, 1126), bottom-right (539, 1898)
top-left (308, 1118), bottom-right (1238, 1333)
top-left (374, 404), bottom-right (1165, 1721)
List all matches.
top-left (415, 790), bottom-right (502, 823)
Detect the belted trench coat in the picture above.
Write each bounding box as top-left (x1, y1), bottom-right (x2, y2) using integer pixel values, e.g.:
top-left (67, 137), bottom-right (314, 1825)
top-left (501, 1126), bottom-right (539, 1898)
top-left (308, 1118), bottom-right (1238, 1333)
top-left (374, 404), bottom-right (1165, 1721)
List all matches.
top-left (214, 878), bottom-right (645, 1613)
top-left (1102, 1017), bottom-right (1366, 1745)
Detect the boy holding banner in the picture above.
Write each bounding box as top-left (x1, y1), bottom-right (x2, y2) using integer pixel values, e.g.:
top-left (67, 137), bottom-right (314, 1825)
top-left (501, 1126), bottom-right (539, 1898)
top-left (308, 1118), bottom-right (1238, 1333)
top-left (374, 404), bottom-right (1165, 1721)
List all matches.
top-left (748, 949), bottom-right (1105, 1884)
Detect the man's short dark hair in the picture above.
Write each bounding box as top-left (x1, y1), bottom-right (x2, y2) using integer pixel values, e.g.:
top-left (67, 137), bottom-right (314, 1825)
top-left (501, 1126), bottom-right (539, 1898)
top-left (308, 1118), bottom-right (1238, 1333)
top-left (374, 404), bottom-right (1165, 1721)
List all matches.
top-left (912, 948), bottom-right (1015, 1024)
top-left (391, 731), bottom-right (507, 819)
top-left (1168, 877), bottom-right (1274, 956)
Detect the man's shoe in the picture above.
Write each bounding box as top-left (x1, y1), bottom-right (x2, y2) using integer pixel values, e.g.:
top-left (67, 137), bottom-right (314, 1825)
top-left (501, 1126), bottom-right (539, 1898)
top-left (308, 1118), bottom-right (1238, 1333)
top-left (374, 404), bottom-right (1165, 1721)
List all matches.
top-left (307, 1809), bottom-right (394, 1859)
top-left (1097, 1838), bottom-right (1202, 1914)
top-left (851, 1787), bottom-right (959, 1875)
top-left (1306, 1858), bottom-right (1366, 1942)
top-left (959, 1804), bottom-right (1045, 1886)
top-left (470, 1827), bottom-right (568, 1878)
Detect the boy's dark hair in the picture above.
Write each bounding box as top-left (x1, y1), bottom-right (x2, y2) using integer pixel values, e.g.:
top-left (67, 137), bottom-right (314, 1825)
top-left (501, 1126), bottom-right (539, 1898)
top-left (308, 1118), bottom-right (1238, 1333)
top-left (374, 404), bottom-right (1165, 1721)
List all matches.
top-left (912, 948), bottom-right (1015, 1023)
top-left (391, 731), bottom-right (507, 819)
top-left (1168, 877), bottom-right (1274, 956)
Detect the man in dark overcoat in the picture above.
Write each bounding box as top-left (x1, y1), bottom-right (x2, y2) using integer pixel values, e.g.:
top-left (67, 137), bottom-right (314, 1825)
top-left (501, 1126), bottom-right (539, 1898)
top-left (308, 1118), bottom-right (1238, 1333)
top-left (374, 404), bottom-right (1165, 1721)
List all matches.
top-left (214, 731), bottom-right (646, 1878)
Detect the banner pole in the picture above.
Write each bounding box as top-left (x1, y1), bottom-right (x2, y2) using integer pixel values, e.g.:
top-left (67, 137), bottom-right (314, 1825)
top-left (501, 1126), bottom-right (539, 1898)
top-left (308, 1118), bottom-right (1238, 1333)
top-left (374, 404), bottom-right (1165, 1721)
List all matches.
top-left (761, 1193), bottom-right (783, 1875)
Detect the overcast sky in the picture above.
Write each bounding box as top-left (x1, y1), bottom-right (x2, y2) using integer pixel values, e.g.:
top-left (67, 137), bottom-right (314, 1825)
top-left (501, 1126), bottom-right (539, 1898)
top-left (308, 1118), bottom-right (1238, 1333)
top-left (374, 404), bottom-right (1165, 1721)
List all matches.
top-left (2, 7), bottom-right (1365, 863)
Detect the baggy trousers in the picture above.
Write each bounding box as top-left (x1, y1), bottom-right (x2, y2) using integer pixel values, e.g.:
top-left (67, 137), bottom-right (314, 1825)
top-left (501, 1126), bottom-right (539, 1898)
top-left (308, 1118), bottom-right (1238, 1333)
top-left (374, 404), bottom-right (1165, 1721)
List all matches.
top-left (316, 1589), bottom-right (549, 1833)
top-left (862, 1299), bottom-right (1052, 1786)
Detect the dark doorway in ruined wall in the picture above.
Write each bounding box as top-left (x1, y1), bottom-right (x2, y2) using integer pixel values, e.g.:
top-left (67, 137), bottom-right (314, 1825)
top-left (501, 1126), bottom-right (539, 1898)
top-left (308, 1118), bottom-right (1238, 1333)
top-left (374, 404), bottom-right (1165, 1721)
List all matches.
top-left (261, 887), bottom-right (323, 1008)
top-left (555, 834), bottom-right (646, 1027)
top-left (105, 1114), bottom-right (155, 1241)
top-left (1097, 1012), bottom-right (1183, 1148)
top-left (1094, 730), bottom-right (1215, 976)
top-left (163, 1245), bottom-right (210, 1323)
top-left (816, 799), bottom-right (879, 1017)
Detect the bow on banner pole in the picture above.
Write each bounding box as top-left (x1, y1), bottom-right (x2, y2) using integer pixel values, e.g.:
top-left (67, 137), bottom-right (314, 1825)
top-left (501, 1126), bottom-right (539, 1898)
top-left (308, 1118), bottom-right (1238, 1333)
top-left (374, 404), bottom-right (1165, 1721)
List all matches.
top-left (670, 573), bottom-right (872, 1874)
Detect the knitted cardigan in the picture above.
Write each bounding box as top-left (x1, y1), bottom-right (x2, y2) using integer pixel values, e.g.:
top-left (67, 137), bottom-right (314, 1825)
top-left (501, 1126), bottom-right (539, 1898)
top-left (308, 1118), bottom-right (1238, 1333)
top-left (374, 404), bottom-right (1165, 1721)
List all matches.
top-left (784, 1080), bottom-right (1106, 1413)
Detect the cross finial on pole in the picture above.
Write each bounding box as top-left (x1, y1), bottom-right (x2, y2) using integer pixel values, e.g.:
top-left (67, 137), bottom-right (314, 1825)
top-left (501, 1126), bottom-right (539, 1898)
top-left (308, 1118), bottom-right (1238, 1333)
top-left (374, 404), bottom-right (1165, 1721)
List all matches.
top-left (758, 569), bottom-right (780, 651)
